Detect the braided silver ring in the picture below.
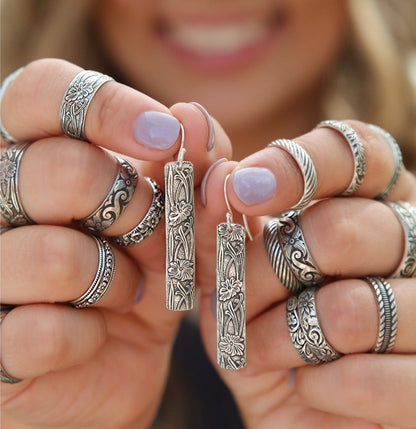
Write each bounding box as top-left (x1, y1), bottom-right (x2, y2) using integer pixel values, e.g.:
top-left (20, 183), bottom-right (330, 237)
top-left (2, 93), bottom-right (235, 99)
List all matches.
top-left (110, 177), bottom-right (164, 246)
top-left (268, 139), bottom-right (317, 210)
top-left (0, 68), bottom-right (24, 144)
top-left (0, 306), bottom-right (22, 383)
top-left (69, 236), bottom-right (115, 308)
top-left (60, 70), bottom-right (114, 140)
top-left (80, 156), bottom-right (139, 232)
top-left (386, 201), bottom-right (416, 278)
top-left (0, 143), bottom-right (34, 226)
top-left (318, 120), bottom-right (366, 196)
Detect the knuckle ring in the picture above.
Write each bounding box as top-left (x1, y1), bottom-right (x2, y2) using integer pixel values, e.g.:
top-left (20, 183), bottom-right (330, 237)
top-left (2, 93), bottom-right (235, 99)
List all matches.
top-left (59, 70), bottom-right (114, 140)
top-left (0, 305), bottom-right (22, 383)
top-left (110, 177), bottom-right (164, 246)
top-left (69, 235), bottom-right (115, 308)
top-left (80, 156), bottom-right (139, 232)
top-left (363, 277), bottom-right (398, 353)
top-left (0, 143), bottom-right (34, 226)
top-left (385, 201), bottom-right (416, 278)
top-left (318, 120), bottom-right (366, 196)
top-left (268, 139), bottom-right (317, 210)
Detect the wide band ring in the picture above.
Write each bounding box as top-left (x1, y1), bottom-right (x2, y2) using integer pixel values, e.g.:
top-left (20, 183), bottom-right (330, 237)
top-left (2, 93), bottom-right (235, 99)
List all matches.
top-left (368, 124), bottom-right (403, 200)
top-left (363, 277), bottom-right (398, 353)
top-left (0, 67), bottom-right (24, 144)
top-left (318, 120), bottom-right (366, 196)
top-left (386, 201), bottom-right (416, 278)
top-left (80, 156), bottom-right (139, 232)
top-left (0, 143), bottom-right (34, 226)
top-left (268, 139), bottom-right (317, 210)
top-left (0, 306), bottom-right (22, 383)
top-left (110, 177), bottom-right (164, 246)
top-left (59, 70), bottom-right (114, 140)
top-left (69, 235), bottom-right (115, 308)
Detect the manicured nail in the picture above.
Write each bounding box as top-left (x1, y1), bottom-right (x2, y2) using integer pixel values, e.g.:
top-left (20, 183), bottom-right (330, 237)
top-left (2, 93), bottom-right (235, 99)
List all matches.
top-left (201, 158), bottom-right (228, 207)
top-left (134, 111), bottom-right (180, 149)
top-left (287, 368), bottom-right (296, 388)
top-left (210, 291), bottom-right (217, 318)
top-left (232, 167), bottom-right (276, 205)
top-left (134, 273), bottom-right (144, 303)
top-left (190, 102), bottom-right (215, 151)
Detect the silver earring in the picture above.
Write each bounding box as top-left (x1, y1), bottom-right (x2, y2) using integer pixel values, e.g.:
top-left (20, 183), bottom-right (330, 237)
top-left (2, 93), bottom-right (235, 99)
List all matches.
top-left (165, 125), bottom-right (195, 311)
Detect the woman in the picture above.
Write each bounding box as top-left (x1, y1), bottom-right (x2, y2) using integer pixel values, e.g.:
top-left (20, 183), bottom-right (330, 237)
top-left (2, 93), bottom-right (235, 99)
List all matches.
top-left (1, 0), bottom-right (416, 428)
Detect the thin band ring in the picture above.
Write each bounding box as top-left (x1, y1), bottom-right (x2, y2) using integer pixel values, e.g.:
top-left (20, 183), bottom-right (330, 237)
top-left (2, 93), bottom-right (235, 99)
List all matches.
top-left (318, 120), bottom-right (366, 196)
top-left (69, 235), bottom-right (115, 308)
top-left (268, 139), bottom-right (317, 210)
top-left (80, 156), bottom-right (139, 232)
top-left (0, 306), bottom-right (22, 383)
top-left (60, 70), bottom-right (114, 140)
top-left (0, 67), bottom-right (24, 144)
top-left (110, 177), bottom-right (164, 246)
top-left (0, 143), bottom-right (34, 226)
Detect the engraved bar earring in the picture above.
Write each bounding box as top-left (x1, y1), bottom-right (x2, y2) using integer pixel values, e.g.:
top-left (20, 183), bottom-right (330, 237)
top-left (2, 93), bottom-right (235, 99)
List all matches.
top-left (216, 174), bottom-right (253, 370)
top-left (165, 124), bottom-right (195, 311)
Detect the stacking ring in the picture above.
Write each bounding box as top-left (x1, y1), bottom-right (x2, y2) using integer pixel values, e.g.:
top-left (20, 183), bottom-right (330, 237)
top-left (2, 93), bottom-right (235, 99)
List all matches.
top-left (110, 177), bottom-right (164, 246)
top-left (69, 235), bottom-right (115, 308)
top-left (0, 143), bottom-right (34, 226)
top-left (386, 201), bottom-right (416, 278)
top-left (0, 67), bottom-right (24, 144)
top-left (268, 139), bottom-right (317, 210)
top-left (368, 124), bottom-right (403, 200)
top-left (0, 306), bottom-right (22, 383)
top-left (318, 120), bottom-right (366, 196)
top-left (80, 157), bottom-right (138, 232)
top-left (59, 70), bottom-right (114, 140)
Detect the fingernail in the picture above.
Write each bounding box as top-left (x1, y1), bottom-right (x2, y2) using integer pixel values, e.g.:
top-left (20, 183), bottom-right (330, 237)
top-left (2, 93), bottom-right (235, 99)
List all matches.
top-left (210, 291), bottom-right (217, 318)
top-left (190, 102), bottom-right (215, 151)
top-left (134, 273), bottom-right (144, 303)
top-left (232, 167), bottom-right (276, 205)
top-left (134, 111), bottom-right (180, 149)
top-left (201, 158), bottom-right (228, 207)
top-left (287, 368), bottom-right (296, 388)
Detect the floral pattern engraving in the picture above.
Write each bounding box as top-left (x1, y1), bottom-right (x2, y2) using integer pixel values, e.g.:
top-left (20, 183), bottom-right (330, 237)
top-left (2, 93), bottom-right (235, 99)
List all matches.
top-left (165, 161), bottom-right (195, 311)
top-left (217, 222), bottom-right (246, 370)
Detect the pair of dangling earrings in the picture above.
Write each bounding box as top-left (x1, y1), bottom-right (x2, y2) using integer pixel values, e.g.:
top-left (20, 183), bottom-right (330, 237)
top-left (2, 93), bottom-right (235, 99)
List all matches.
top-left (164, 124), bottom-right (252, 370)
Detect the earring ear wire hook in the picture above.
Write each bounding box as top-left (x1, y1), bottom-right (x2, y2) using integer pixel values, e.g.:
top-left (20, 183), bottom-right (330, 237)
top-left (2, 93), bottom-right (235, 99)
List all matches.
top-left (176, 124), bottom-right (186, 169)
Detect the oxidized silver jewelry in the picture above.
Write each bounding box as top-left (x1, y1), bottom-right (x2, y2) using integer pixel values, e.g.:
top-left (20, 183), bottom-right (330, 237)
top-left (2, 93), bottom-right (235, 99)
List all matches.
top-left (165, 125), bottom-right (195, 311)
top-left (317, 120), bottom-right (366, 196)
top-left (368, 124), bottom-right (403, 200)
top-left (110, 177), bottom-right (164, 246)
top-left (0, 143), bottom-right (34, 226)
top-left (59, 70), bottom-right (114, 140)
top-left (69, 235), bottom-right (115, 308)
top-left (80, 156), bottom-right (138, 232)
top-left (0, 67), bottom-right (24, 144)
top-left (0, 305), bottom-right (22, 383)
top-left (363, 277), bottom-right (398, 353)
top-left (268, 139), bottom-right (317, 210)
top-left (386, 201), bottom-right (416, 278)
top-left (0, 225), bottom-right (13, 235)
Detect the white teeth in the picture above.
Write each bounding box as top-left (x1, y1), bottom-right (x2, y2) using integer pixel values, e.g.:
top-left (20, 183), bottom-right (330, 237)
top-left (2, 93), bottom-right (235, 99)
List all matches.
top-left (169, 21), bottom-right (269, 54)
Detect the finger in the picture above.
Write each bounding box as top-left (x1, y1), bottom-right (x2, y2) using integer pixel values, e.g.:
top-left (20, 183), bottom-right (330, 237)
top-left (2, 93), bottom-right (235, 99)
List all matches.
top-left (0, 304), bottom-right (106, 380)
top-left (1, 226), bottom-right (140, 310)
top-left (294, 354), bottom-right (416, 428)
top-left (224, 119), bottom-right (416, 215)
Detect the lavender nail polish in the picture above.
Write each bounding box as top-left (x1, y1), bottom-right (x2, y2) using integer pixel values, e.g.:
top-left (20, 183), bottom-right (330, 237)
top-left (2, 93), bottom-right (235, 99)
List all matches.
top-left (134, 274), bottom-right (144, 303)
top-left (232, 167), bottom-right (276, 205)
top-left (287, 368), bottom-right (296, 388)
top-left (134, 111), bottom-right (180, 149)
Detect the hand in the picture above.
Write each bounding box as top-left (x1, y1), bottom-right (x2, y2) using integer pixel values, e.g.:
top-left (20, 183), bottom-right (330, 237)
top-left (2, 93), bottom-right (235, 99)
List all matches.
top-left (0, 59), bottom-right (230, 428)
top-left (197, 120), bottom-right (416, 428)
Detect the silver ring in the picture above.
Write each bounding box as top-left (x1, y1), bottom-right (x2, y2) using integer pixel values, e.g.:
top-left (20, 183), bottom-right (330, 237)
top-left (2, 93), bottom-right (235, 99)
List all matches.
top-left (59, 70), bottom-right (114, 140)
top-left (386, 201), bottom-right (416, 278)
top-left (80, 156), bottom-right (139, 232)
top-left (318, 120), bottom-right (366, 196)
top-left (368, 124), bottom-right (403, 200)
top-left (0, 306), bottom-right (22, 383)
top-left (363, 277), bottom-right (398, 353)
top-left (268, 139), bottom-right (317, 210)
top-left (0, 68), bottom-right (24, 144)
top-left (0, 225), bottom-right (13, 235)
top-left (110, 177), bottom-right (164, 246)
top-left (0, 143), bottom-right (34, 226)
top-left (69, 236), bottom-right (115, 308)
